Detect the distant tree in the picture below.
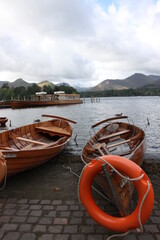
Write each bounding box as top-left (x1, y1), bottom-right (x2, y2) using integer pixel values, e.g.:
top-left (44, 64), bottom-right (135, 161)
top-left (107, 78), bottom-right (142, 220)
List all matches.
top-left (0, 88), bottom-right (8, 100)
top-left (27, 84), bottom-right (41, 95)
top-left (13, 86), bottom-right (27, 100)
top-left (79, 87), bottom-right (160, 98)
top-left (54, 85), bottom-right (78, 94)
top-left (1, 83), bottom-right (9, 89)
top-left (43, 85), bottom-right (53, 94)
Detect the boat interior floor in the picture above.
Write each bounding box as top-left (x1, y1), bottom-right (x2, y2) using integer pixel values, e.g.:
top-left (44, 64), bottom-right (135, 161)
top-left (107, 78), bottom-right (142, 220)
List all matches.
top-left (5, 131), bottom-right (67, 151)
top-left (90, 136), bottom-right (132, 157)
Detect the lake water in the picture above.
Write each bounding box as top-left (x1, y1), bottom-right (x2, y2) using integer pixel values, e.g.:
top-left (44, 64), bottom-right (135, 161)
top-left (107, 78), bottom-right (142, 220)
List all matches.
top-left (0, 96), bottom-right (160, 158)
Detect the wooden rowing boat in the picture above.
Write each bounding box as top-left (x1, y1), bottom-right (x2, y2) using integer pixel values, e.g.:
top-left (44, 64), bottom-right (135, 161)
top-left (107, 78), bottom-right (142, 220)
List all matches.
top-left (81, 116), bottom-right (146, 215)
top-left (0, 117), bottom-right (8, 127)
top-left (0, 152), bottom-right (6, 184)
top-left (0, 115), bottom-right (76, 176)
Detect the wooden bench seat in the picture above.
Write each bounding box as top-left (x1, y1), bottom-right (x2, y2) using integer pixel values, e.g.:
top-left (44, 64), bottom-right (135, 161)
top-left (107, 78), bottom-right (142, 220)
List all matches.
top-left (98, 130), bottom-right (131, 142)
top-left (35, 126), bottom-right (71, 137)
top-left (107, 139), bottom-right (131, 149)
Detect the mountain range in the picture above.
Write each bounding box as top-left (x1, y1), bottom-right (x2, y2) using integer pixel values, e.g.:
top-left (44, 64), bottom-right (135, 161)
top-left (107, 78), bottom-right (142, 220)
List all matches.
top-left (90, 73), bottom-right (160, 91)
top-left (0, 79), bottom-right (70, 89)
top-left (0, 73), bottom-right (160, 92)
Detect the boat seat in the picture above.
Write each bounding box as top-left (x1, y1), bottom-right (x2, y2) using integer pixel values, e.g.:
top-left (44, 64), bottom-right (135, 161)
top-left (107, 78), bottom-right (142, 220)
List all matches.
top-left (35, 126), bottom-right (71, 137)
top-left (98, 130), bottom-right (131, 142)
top-left (107, 139), bottom-right (131, 149)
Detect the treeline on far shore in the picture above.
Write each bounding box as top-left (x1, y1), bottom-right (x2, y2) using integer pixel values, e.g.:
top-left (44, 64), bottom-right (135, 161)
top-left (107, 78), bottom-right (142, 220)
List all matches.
top-left (1, 82), bottom-right (160, 101)
top-left (0, 83), bottom-right (78, 101)
top-left (79, 87), bottom-right (160, 98)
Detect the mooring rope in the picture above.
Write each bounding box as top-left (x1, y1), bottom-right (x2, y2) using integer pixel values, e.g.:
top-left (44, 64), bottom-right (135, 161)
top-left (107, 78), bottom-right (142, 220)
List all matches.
top-left (96, 156), bottom-right (150, 240)
top-left (62, 164), bottom-right (112, 203)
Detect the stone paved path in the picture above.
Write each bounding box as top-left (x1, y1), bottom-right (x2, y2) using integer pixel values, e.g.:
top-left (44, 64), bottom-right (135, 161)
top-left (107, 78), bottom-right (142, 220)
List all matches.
top-left (0, 197), bottom-right (159, 240)
top-left (0, 161), bottom-right (159, 240)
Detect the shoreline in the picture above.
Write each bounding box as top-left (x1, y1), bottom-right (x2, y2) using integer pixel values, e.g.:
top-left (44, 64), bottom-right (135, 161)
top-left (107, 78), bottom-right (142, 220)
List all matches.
top-left (55, 151), bottom-right (160, 173)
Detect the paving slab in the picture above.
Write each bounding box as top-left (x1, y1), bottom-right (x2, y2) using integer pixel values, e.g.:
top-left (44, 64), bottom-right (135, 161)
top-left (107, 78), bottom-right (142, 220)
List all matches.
top-left (0, 154), bottom-right (159, 240)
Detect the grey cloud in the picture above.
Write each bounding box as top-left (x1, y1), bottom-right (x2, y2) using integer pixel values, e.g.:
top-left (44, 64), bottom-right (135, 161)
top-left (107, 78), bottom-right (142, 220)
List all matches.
top-left (0, 0), bottom-right (160, 86)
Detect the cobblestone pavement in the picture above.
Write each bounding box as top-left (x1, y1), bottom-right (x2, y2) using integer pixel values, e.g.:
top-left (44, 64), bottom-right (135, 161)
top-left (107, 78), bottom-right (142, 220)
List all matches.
top-left (0, 197), bottom-right (159, 240)
top-left (0, 161), bottom-right (159, 240)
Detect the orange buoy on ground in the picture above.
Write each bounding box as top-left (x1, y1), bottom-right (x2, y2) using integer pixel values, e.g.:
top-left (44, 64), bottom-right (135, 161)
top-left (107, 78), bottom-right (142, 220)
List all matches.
top-left (79, 155), bottom-right (154, 233)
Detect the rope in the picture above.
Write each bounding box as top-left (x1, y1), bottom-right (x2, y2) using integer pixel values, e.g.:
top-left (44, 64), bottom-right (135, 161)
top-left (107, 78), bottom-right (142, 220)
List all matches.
top-left (95, 156), bottom-right (150, 240)
top-left (106, 180), bottom-right (150, 240)
top-left (107, 230), bottom-right (132, 240)
top-left (63, 164), bottom-right (80, 178)
top-left (63, 164), bottom-right (112, 203)
top-left (97, 156), bottom-right (144, 182)
top-left (137, 180), bottom-right (150, 232)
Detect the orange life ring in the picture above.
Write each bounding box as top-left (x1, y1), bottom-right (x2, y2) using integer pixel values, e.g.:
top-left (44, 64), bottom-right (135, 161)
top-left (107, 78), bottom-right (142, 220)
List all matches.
top-left (79, 155), bottom-right (154, 232)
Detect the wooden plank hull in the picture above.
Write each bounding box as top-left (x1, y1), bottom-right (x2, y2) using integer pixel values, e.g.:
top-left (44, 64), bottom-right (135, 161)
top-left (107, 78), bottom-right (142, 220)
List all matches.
top-left (3, 143), bottom-right (66, 176)
top-left (0, 116), bottom-right (73, 177)
top-left (11, 100), bottom-right (83, 109)
top-left (0, 153), bottom-right (6, 183)
top-left (0, 102), bottom-right (11, 108)
top-left (82, 118), bottom-right (146, 215)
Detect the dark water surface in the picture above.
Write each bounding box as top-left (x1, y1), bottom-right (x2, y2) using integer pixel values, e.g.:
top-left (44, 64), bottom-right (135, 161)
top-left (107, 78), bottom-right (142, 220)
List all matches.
top-left (0, 96), bottom-right (160, 158)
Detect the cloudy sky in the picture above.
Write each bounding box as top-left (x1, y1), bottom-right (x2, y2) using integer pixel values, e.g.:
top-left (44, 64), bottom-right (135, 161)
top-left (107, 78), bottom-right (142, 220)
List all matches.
top-left (0, 0), bottom-right (160, 87)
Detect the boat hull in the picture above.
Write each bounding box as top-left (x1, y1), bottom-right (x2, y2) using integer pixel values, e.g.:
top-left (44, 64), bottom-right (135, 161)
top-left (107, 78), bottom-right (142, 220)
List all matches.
top-left (94, 138), bottom-right (146, 214)
top-left (11, 100), bottom-right (83, 109)
top-left (0, 153), bottom-right (6, 183)
top-left (0, 116), bottom-right (73, 177)
top-left (82, 118), bottom-right (146, 215)
top-left (3, 142), bottom-right (67, 176)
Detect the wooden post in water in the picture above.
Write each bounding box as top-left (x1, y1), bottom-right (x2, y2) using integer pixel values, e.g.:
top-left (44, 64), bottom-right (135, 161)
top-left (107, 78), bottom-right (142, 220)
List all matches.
top-left (91, 96), bottom-right (100, 102)
top-left (91, 96), bottom-right (95, 103)
top-left (96, 96), bottom-right (100, 102)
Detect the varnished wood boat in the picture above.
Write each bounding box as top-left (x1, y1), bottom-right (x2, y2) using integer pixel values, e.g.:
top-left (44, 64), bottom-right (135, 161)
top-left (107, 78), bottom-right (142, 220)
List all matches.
top-left (81, 116), bottom-right (146, 215)
top-left (11, 99), bottom-right (83, 109)
top-left (0, 152), bottom-right (6, 184)
top-left (0, 115), bottom-right (76, 176)
top-left (0, 117), bottom-right (8, 127)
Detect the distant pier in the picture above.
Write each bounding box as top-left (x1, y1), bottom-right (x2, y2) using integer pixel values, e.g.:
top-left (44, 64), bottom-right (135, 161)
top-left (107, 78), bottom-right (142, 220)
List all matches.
top-left (0, 92), bottom-right (83, 109)
top-left (0, 101), bottom-right (12, 108)
top-left (11, 99), bottom-right (83, 109)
